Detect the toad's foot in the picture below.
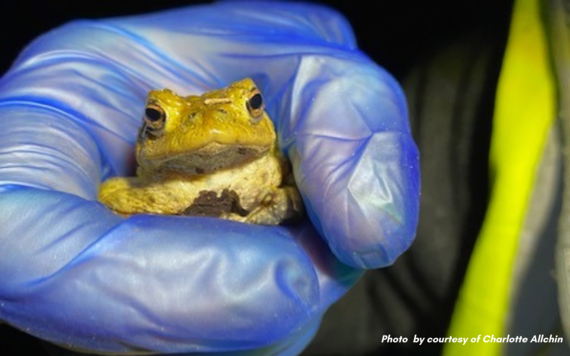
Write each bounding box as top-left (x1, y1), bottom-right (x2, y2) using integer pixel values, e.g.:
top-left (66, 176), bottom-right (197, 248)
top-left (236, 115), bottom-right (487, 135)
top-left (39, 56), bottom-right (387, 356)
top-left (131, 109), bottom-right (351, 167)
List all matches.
top-left (226, 186), bottom-right (303, 225)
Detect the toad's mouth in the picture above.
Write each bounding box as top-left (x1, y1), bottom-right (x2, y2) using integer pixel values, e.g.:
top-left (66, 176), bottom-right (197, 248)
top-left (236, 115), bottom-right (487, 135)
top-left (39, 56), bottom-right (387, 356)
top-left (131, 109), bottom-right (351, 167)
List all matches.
top-left (138, 142), bottom-right (271, 176)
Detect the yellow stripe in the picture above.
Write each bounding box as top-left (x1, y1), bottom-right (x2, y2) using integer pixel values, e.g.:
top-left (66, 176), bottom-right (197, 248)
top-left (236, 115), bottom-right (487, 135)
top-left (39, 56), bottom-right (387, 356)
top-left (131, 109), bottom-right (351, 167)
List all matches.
top-left (443, 0), bottom-right (555, 355)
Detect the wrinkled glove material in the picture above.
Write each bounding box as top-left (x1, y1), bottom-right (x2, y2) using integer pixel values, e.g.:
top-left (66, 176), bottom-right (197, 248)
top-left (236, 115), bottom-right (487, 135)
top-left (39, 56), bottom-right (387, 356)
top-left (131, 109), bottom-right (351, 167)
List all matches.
top-left (0, 1), bottom-right (419, 355)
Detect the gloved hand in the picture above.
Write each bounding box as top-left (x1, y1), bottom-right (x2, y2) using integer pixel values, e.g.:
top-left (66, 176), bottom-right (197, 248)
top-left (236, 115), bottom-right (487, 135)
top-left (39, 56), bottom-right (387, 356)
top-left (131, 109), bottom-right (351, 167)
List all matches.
top-left (0, 1), bottom-right (419, 355)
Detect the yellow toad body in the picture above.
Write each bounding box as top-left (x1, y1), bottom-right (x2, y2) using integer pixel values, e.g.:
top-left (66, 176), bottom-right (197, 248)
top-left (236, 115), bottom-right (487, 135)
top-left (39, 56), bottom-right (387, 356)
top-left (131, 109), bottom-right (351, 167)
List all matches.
top-left (98, 78), bottom-right (303, 225)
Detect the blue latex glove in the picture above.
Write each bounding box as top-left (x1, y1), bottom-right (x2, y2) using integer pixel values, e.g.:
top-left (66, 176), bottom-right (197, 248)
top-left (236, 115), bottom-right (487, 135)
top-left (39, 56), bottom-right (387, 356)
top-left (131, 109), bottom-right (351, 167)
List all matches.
top-left (0, 1), bottom-right (419, 355)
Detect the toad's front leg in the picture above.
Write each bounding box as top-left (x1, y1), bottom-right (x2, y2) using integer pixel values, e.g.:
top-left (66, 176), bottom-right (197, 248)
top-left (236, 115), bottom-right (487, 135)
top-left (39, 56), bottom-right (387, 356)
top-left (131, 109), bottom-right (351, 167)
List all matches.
top-left (98, 177), bottom-right (192, 215)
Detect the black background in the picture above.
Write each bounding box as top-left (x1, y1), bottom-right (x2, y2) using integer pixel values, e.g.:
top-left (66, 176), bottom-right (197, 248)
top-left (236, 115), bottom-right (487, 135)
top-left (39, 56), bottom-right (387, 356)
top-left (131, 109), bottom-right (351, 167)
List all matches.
top-left (0, 0), bottom-right (513, 355)
top-left (0, 0), bottom-right (512, 78)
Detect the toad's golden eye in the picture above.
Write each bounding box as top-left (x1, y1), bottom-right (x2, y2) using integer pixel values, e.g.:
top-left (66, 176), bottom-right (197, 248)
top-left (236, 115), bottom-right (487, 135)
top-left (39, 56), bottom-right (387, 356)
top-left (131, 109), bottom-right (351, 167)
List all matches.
top-left (246, 88), bottom-right (264, 123)
top-left (144, 104), bottom-right (166, 136)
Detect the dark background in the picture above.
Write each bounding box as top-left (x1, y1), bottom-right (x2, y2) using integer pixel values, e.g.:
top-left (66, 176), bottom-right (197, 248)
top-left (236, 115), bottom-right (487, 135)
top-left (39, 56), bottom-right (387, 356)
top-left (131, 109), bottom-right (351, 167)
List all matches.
top-left (0, 0), bottom-right (513, 355)
top-left (0, 0), bottom-right (512, 78)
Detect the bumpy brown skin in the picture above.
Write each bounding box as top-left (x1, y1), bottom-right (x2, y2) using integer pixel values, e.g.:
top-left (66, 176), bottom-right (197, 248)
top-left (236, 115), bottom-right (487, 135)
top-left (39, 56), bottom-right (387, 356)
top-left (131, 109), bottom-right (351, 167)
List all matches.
top-left (98, 78), bottom-right (303, 225)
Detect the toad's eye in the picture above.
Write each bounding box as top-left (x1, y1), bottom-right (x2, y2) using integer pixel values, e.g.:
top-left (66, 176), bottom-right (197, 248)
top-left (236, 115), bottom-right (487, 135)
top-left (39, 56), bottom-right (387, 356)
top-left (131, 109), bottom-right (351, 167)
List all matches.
top-left (246, 88), bottom-right (264, 123)
top-left (144, 104), bottom-right (166, 136)
top-left (145, 105), bottom-right (165, 123)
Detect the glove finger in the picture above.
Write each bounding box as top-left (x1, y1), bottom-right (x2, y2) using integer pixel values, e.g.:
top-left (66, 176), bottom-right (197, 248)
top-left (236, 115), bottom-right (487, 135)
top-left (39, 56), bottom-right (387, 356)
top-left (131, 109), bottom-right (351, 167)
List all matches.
top-left (44, 317), bottom-right (321, 356)
top-left (289, 65), bottom-right (420, 268)
top-left (0, 186), bottom-right (327, 354)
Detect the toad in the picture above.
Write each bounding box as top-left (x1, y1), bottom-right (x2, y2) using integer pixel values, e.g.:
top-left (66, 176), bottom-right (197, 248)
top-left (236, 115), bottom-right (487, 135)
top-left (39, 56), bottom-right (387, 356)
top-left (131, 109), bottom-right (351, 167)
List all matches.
top-left (98, 78), bottom-right (303, 225)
